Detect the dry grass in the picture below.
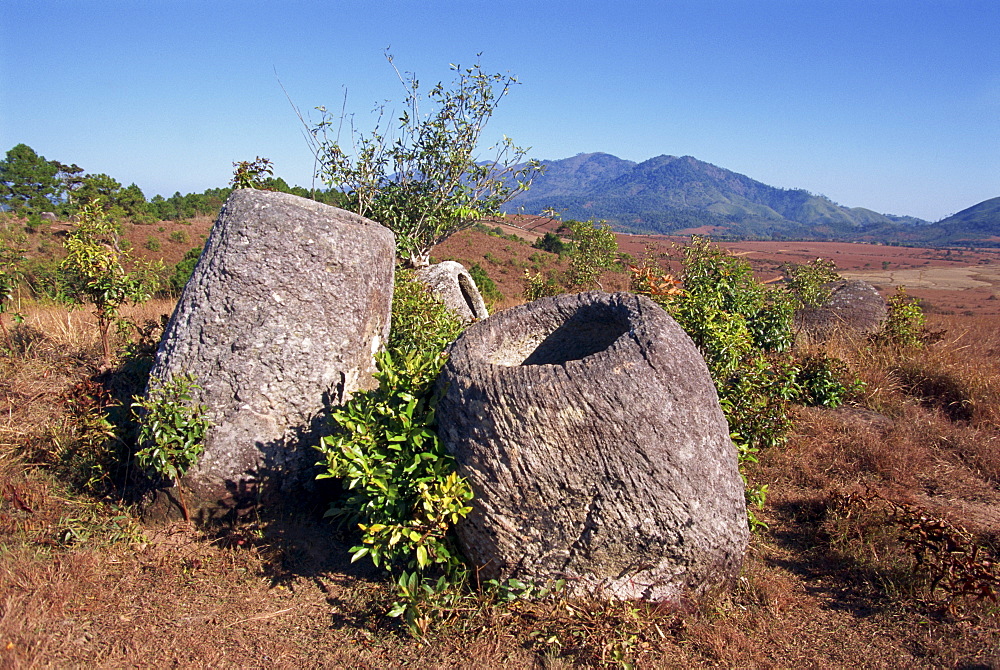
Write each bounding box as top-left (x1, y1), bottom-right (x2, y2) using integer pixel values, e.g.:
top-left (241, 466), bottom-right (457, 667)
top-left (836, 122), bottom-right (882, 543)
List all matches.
top-left (3, 301), bottom-right (1000, 668)
top-left (8, 298), bottom-right (176, 355)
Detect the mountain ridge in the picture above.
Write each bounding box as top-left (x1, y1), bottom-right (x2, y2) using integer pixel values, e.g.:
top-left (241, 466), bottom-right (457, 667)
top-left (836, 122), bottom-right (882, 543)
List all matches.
top-left (510, 153), bottom-right (998, 246)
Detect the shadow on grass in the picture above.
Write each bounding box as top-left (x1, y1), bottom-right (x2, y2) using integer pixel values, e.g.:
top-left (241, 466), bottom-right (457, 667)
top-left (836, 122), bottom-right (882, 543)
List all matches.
top-left (92, 337), bottom-right (389, 608)
top-left (764, 496), bottom-right (920, 620)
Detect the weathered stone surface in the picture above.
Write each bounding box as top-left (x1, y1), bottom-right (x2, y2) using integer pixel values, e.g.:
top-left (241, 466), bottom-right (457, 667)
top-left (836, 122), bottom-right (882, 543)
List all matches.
top-left (436, 292), bottom-right (748, 601)
top-left (795, 280), bottom-right (887, 343)
top-left (414, 261), bottom-right (489, 322)
top-left (145, 189), bottom-right (394, 520)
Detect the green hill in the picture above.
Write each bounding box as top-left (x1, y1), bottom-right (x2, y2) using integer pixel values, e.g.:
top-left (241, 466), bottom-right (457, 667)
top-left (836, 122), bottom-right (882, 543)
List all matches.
top-left (915, 196), bottom-right (1000, 246)
top-left (511, 153), bottom-right (935, 242)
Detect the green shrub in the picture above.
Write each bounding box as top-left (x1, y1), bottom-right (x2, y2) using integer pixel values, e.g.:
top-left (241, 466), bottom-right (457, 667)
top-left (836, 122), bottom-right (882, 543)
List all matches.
top-left (388, 269), bottom-right (465, 355)
top-left (168, 230), bottom-right (189, 245)
top-left (522, 270), bottom-right (561, 301)
top-left (792, 352), bottom-right (863, 408)
top-left (144, 237), bottom-right (161, 251)
top-left (468, 263), bottom-right (503, 307)
top-left (315, 271), bottom-right (472, 635)
top-left (132, 373), bottom-right (210, 521)
top-left (631, 238), bottom-right (803, 530)
top-left (562, 219), bottom-right (618, 290)
top-left (169, 246), bottom-right (203, 294)
top-left (230, 156), bottom-right (274, 189)
top-left (18, 255), bottom-right (68, 301)
top-left (532, 231), bottom-right (568, 255)
top-left (61, 199), bottom-right (163, 367)
top-left (130, 211), bottom-right (158, 226)
top-left (316, 348), bottom-right (471, 573)
top-left (880, 286), bottom-right (926, 348)
top-left (675, 237), bottom-right (795, 358)
top-left (783, 258), bottom-right (841, 308)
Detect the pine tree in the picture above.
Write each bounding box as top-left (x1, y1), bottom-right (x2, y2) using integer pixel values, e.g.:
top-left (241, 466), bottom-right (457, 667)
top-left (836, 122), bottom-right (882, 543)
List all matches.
top-left (0, 144), bottom-right (61, 212)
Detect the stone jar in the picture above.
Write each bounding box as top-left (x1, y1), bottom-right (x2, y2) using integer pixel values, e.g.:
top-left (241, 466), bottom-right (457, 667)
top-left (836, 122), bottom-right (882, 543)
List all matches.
top-left (415, 260), bottom-right (489, 323)
top-left (794, 279), bottom-right (887, 344)
top-left (435, 291), bottom-right (748, 601)
top-left (144, 189), bottom-right (395, 521)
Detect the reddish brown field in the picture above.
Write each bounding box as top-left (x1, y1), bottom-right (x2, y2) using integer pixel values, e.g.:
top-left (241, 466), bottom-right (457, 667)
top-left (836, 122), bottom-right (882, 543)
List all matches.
top-left (2, 212), bottom-right (1000, 668)
top-left (440, 219), bottom-right (1000, 317)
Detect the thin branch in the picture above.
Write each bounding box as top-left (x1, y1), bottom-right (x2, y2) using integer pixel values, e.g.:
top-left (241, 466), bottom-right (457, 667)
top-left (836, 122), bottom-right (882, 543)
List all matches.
top-left (223, 606), bottom-right (298, 628)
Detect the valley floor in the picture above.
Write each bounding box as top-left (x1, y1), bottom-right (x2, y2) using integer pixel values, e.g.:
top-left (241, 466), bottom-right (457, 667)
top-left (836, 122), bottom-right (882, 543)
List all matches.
top-left (3, 259), bottom-right (1000, 667)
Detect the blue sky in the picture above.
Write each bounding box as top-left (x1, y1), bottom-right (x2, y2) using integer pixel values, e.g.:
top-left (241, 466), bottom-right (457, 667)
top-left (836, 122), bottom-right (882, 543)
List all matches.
top-left (2, 0), bottom-right (997, 222)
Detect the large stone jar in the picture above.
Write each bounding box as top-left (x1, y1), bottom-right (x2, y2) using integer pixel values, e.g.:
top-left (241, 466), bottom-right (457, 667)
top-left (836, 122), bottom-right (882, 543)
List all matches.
top-left (414, 260), bottom-right (489, 323)
top-left (145, 189), bottom-right (395, 520)
top-left (436, 292), bottom-right (749, 601)
top-left (794, 279), bottom-right (887, 344)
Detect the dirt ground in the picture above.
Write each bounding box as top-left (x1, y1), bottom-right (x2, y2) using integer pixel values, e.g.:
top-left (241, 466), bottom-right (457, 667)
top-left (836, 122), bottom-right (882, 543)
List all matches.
top-left (439, 222), bottom-right (1000, 317)
top-left (3, 216), bottom-right (1000, 668)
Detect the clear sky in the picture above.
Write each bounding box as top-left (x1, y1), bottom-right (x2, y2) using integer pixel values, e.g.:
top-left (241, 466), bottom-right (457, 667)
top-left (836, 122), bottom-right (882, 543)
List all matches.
top-left (2, 0), bottom-right (997, 222)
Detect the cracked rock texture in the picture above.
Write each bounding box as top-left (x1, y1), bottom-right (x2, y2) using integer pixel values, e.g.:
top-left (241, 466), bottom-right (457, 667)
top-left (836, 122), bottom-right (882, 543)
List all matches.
top-left (436, 292), bottom-right (748, 601)
top-left (145, 189), bottom-right (394, 520)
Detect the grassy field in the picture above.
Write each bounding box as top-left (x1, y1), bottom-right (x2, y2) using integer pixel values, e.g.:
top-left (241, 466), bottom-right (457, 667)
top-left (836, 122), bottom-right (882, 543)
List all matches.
top-left (2, 219), bottom-right (1000, 668)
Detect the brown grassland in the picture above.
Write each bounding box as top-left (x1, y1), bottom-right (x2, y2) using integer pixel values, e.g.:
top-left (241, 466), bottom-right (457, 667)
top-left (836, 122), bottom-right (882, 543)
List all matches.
top-left (2, 214), bottom-right (1000, 668)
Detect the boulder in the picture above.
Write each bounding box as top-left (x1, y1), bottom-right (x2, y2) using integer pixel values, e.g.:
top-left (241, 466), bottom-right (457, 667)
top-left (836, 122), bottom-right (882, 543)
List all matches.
top-left (795, 280), bottom-right (887, 343)
top-left (436, 291), bottom-right (748, 601)
top-left (145, 189), bottom-right (395, 521)
top-left (414, 261), bottom-right (489, 322)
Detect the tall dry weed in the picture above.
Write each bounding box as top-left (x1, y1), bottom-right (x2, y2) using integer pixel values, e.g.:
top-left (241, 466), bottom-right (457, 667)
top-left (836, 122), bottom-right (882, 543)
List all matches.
top-left (9, 298), bottom-right (175, 357)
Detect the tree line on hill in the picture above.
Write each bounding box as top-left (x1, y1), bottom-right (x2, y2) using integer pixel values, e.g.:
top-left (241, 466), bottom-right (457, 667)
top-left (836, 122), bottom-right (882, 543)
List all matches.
top-left (506, 152), bottom-right (1000, 247)
top-left (0, 143), bottom-right (347, 224)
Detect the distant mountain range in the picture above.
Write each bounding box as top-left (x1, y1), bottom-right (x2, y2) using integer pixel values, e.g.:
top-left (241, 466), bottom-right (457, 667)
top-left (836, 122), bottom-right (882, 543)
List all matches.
top-left (508, 153), bottom-right (1000, 246)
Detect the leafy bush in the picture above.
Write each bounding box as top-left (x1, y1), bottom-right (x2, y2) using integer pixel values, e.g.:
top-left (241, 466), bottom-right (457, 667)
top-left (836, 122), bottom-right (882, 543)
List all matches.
top-left (317, 348), bottom-right (471, 573)
top-left (168, 230), bottom-right (189, 245)
top-left (315, 271), bottom-right (472, 635)
top-left (783, 258), bottom-right (841, 308)
top-left (522, 270), bottom-right (561, 301)
top-left (629, 240), bottom-right (872, 530)
top-left (143, 236), bottom-right (161, 251)
top-left (674, 237), bottom-right (795, 359)
top-left (132, 373), bottom-right (210, 521)
top-left (168, 246), bottom-right (203, 294)
top-left (310, 54), bottom-right (541, 267)
top-left (880, 286), bottom-right (926, 348)
top-left (387, 269), bottom-right (465, 355)
top-left (468, 263), bottom-right (503, 307)
top-left (61, 199), bottom-right (162, 366)
top-left (230, 157), bottom-right (274, 189)
top-left (631, 238), bottom-right (803, 529)
top-left (18, 255), bottom-right (69, 301)
top-left (562, 219), bottom-right (618, 290)
top-left (792, 352), bottom-right (863, 408)
top-left (532, 231), bottom-right (569, 255)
